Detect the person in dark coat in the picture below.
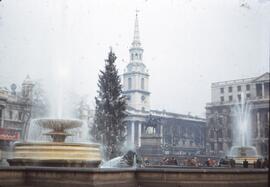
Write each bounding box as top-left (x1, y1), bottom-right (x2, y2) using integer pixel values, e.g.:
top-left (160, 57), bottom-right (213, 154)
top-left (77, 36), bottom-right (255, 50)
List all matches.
top-left (243, 159), bottom-right (248, 168)
top-left (256, 159), bottom-right (262, 168)
top-left (171, 157), bottom-right (178, 165)
top-left (229, 158), bottom-right (235, 168)
top-left (262, 158), bottom-right (268, 168)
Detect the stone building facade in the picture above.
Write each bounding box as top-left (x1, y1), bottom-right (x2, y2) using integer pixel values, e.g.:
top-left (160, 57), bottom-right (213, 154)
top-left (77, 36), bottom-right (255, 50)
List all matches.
top-left (123, 14), bottom-right (206, 161)
top-left (206, 73), bottom-right (269, 158)
top-left (0, 75), bottom-right (34, 151)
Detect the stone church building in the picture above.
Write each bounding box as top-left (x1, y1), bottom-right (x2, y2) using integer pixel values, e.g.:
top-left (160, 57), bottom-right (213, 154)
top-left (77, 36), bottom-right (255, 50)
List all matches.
top-left (122, 14), bottom-right (206, 162)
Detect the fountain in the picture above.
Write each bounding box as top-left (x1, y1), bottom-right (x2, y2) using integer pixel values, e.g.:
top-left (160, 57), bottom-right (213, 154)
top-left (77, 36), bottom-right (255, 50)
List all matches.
top-left (7, 118), bottom-right (101, 167)
top-left (227, 146), bottom-right (260, 164)
top-left (227, 92), bottom-right (261, 164)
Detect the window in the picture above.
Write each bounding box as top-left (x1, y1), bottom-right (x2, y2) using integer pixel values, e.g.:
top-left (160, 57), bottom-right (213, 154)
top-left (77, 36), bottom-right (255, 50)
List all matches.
top-left (211, 143), bottom-right (214, 151)
top-left (227, 129), bottom-right (231, 138)
top-left (246, 93), bottom-right (250, 99)
top-left (228, 86), bottom-right (232, 93)
top-left (217, 129), bottom-right (223, 138)
top-left (218, 142), bottom-right (223, 151)
top-left (237, 85), bottom-right (241, 92)
top-left (246, 84), bottom-right (250, 91)
top-left (131, 54), bottom-right (134, 60)
top-left (220, 88), bottom-right (224, 94)
top-left (18, 112), bottom-right (22, 120)
top-left (128, 78), bottom-right (132, 89)
top-left (256, 84), bottom-right (262, 98)
top-left (265, 127), bottom-right (269, 138)
top-left (139, 54), bottom-right (142, 60)
top-left (220, 96), bottom-right (224, 102)
top-left (9, 111), bottom-right (13, 119)
top-left (210, 130), bottom-right (214, 138)
top-left (229, 95), bottom-right (233, 101)
top-left (141, 78), bottom-right (144, 90)
top-left (0, 109), bottom-right (2, 119)
top-left (237, 94), bottom-right (241, 101)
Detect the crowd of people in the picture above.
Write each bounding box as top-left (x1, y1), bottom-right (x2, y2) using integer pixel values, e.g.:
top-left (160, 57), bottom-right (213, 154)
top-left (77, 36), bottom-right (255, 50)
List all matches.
top-left (144, 156), bottom-right (269, 168)
top-left (160, 157), bottom-right (178, 165)
top-left (253, 158), bottom-right (268, 168)
top-left (159, 157), bottom-right (211, 167)
top-left (159, 157), bottom-right (221, 167)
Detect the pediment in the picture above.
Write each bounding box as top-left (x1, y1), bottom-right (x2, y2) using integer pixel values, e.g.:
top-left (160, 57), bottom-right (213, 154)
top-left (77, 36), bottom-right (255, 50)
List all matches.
top-left (252, 72), bottom-right (269, 82)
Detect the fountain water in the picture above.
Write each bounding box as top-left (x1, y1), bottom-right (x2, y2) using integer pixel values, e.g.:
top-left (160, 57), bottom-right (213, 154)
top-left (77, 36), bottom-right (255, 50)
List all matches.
top-left (227, 92), bottom-right (260, 164)
top-left (100, 150), bottom-right (139, 168)
top-left (133, 154), bottom-right (137, 168)
top-left (232, 92), bottom-right (252, 147)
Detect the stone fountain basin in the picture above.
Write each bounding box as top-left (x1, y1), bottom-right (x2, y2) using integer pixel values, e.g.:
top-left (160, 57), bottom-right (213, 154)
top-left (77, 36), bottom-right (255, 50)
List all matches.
top-left (227, 146), bottom-right (262, 164)
top-left (34, 119), bottom-right (82, 130)
top-left (8, 142), bottom-right (101, 167)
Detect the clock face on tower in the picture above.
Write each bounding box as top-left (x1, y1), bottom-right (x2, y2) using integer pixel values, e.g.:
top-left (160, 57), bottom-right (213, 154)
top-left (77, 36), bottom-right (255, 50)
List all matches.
top-left (141, 95), bottom-right (145, 101)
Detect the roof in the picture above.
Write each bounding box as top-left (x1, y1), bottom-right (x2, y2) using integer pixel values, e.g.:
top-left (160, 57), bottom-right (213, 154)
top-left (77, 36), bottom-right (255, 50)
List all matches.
top-left (126, 106), bottom-right (205, 123)
top-left (252, 72), bottom-right (269, 83)
top-left (211, 72), bottom-right (269, 87)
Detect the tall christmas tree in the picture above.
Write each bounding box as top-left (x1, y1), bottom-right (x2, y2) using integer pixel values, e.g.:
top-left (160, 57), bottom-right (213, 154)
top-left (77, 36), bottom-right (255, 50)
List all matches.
top-left (91, 50), bottom-right (127, 160)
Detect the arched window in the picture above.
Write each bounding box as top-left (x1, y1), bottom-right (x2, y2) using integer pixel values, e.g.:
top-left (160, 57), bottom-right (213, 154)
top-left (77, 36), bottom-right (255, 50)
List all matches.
top-left (141, 78), bottom-right (144, 90)
top-left (227, 129), bottom-right (231, 138)
top-left (128, 78), bottom-right (132, 89)
top-left (217, 129), bottom-right (223, 138)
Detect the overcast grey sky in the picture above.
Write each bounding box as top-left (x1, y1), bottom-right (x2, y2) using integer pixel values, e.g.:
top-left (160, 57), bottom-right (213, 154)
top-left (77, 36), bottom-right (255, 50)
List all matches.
top-left (0, 0), bottom-right (269, 117)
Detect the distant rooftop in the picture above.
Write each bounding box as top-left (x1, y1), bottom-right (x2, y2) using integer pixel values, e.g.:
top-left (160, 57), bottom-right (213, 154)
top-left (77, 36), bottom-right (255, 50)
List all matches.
top-left (126, 106), bottom-right (205, 123)
top-left (212, 72), bottom-right (269, 87)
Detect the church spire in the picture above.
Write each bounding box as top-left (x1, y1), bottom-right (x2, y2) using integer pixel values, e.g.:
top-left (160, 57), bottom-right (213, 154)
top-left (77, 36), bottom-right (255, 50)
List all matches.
top-left (132, 10), bottom-right (141, 47)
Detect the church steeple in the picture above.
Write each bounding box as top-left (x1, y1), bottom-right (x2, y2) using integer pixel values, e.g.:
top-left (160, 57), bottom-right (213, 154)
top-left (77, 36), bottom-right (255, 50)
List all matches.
top-left (123, 11), bottom-right (150, 112)
top-left (129, 11), bottom-right (144, 63)
top-left (132, 12), bottom-right (141, 47)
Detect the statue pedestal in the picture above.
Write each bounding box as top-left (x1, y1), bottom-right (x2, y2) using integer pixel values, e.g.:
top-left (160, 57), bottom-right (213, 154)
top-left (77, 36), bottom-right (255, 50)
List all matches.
top-left (138, 134), bottom-right (163, 164)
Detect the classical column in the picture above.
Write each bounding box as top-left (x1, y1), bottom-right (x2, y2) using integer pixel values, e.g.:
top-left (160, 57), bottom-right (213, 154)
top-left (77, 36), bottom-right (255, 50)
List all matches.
top-left (256, 112), bottom-right (260, 138)
top-left (161, 124), bottom-right (163, 143)
top-left (131, 121), bottom-right (135, 145)
top-left (1, 108), bottom-right (4, 128)
top-left (138, 122), bottom-right (141, 147)
top-left (262, 83), bottom-right (265, 98)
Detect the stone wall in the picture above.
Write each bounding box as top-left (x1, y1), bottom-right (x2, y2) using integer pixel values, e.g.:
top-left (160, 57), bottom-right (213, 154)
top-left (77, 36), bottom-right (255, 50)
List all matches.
top-left (0, 167), bottom-right (268, 187)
